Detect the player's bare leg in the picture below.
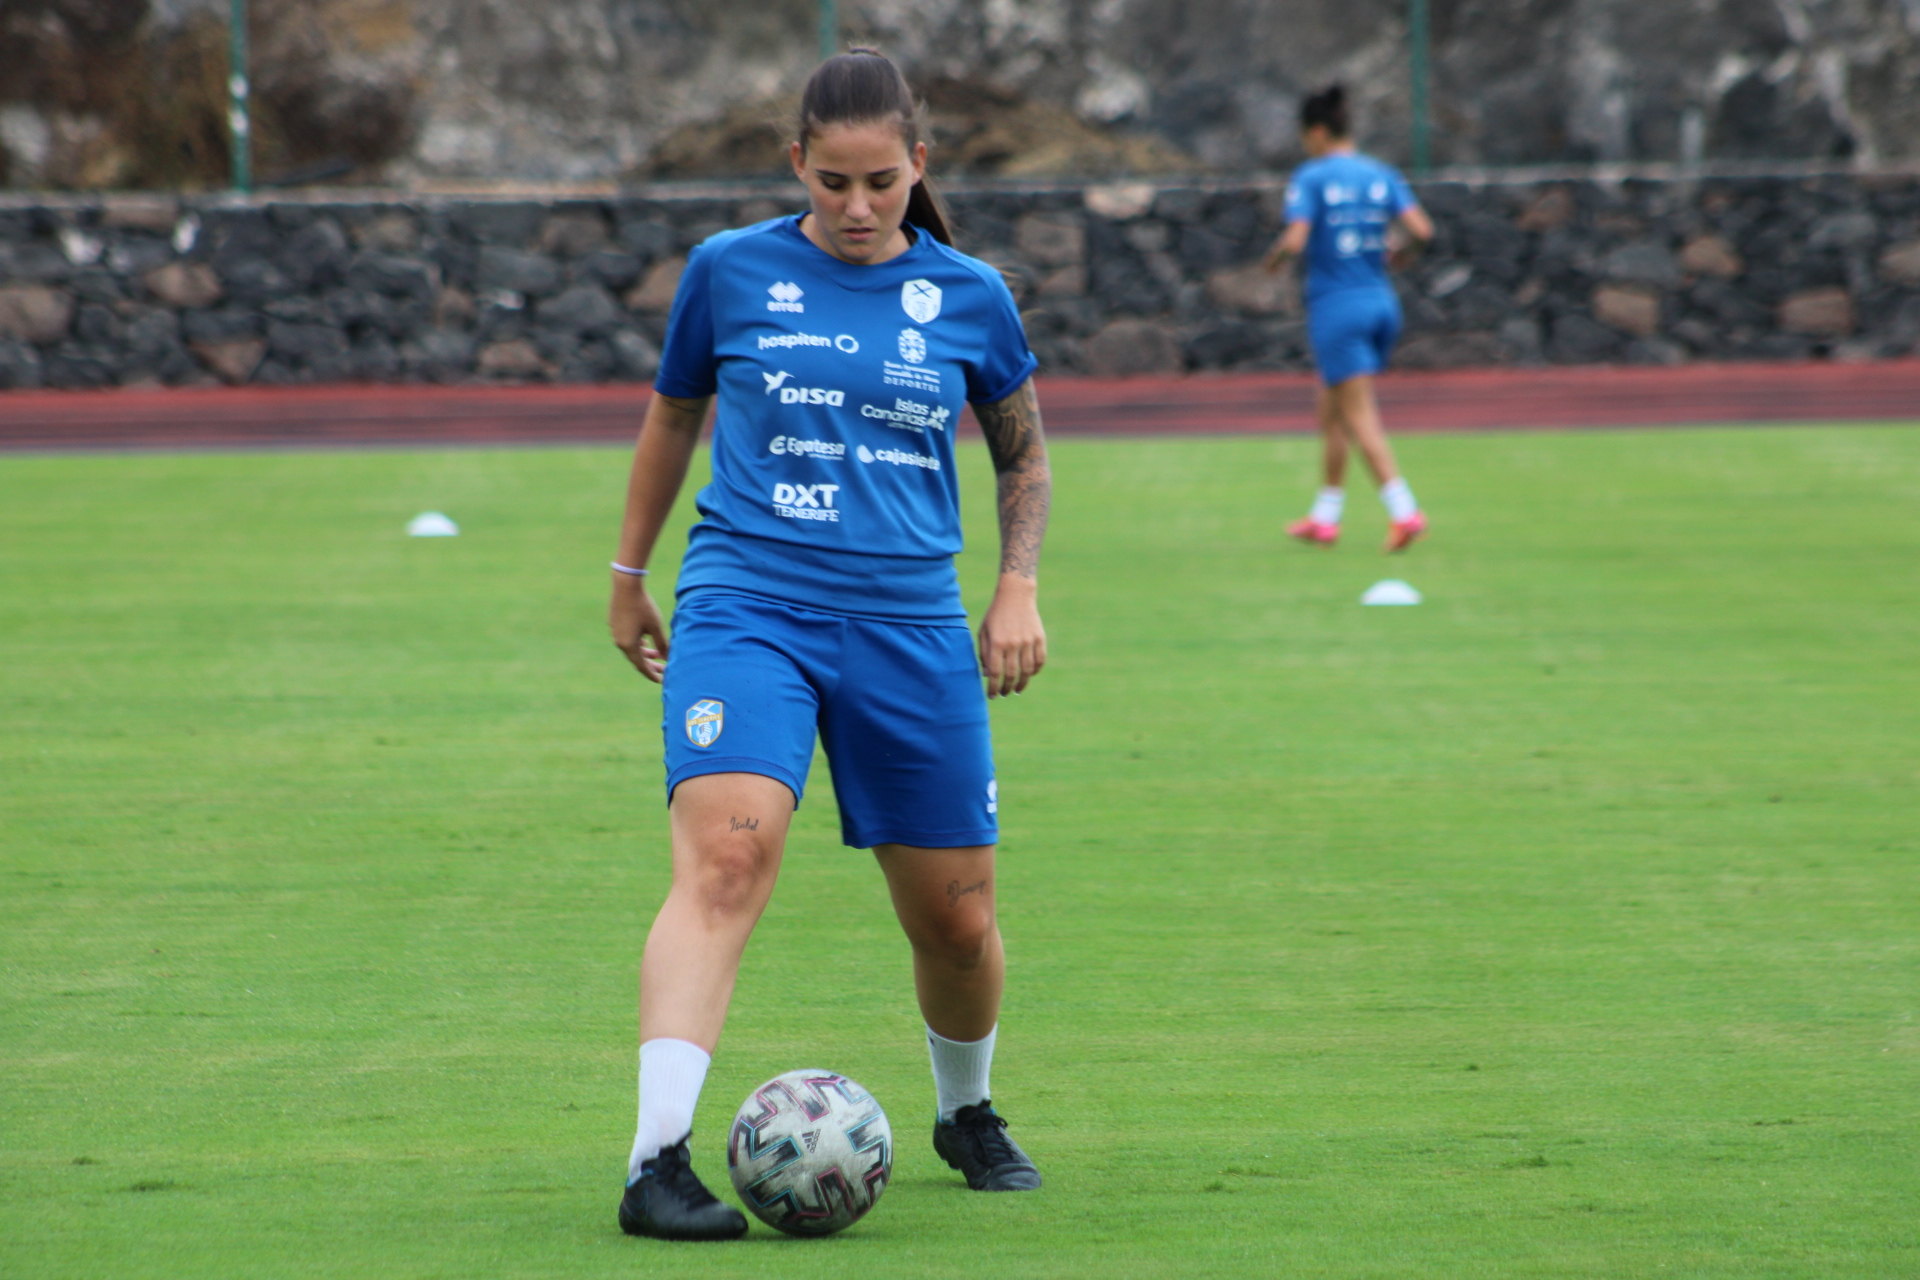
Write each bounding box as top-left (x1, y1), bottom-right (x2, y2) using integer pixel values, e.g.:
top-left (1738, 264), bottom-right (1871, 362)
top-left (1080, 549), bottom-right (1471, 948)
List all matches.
top-left (1332, 375), bottom-right (1426, 551)
top-left (623, 771), bottom-right (791, 1241)
top-left (874, 843), bottom-right (1002, 1039)
top-left (642, 771), bottom-right (792, 1049)
top-left (1319, 384), bottom-right (1351, 488)
top-left (1289, 386), bottom-right (1349, 545)
top-left (876, 843), bottom-right (1039, 1191)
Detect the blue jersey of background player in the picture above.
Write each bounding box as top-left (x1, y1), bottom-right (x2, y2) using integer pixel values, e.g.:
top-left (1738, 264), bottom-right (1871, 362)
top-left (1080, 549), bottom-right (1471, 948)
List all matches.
top-left (1264, 84), bottom-right (1437, 553)
top-left (606, 50), bottom-right (1052, 1243)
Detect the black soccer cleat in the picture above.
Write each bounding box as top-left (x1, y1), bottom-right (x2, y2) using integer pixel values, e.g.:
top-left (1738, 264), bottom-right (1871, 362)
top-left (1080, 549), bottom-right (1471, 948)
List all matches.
top-left (618, 1137), bottom-right (749, 1241)
top-left (933, 1100), bottom-right (1042, 1191)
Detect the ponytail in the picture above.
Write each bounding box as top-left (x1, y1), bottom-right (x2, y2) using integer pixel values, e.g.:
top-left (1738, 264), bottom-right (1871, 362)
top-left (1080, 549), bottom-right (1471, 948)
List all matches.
top-left (796, 48), bottom-right (954, 246)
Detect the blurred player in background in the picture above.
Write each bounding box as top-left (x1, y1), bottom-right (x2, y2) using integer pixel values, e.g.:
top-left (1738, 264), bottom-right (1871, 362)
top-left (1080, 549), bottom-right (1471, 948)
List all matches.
top-left (1264, 84), bottom-right (1435, 552)
top-left (607, 49), bottom-right (1050, 1241)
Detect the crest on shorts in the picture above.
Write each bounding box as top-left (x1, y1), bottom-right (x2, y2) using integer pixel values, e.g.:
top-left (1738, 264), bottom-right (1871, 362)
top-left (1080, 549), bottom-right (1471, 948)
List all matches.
top-left (685, 699), bottom-right (724, 748)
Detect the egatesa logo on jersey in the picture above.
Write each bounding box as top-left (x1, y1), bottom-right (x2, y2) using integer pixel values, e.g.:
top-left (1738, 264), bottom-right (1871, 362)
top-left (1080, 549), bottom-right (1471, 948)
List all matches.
top-left (771, 483), bottom-right (840, 522)
top-left (769, 435), bottom-right (846, 460)
top-left (767, 282), bottom-right (805, 313)
top-left (901, 279), bottom-right (941, 324)
top-left (685, 699), bottom-right (724, 748)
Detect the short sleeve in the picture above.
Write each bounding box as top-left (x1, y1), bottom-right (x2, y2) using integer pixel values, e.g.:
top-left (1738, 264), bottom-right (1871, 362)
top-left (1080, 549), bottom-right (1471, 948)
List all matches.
top-left (1284, 176), bottom-right (1317, 225)
top-left (1387, 170), bottom-right (1417, 217)
top-left (965, 267), bottom-right (1040, 405)
top-left (652, 244), bottom-right (718, 399)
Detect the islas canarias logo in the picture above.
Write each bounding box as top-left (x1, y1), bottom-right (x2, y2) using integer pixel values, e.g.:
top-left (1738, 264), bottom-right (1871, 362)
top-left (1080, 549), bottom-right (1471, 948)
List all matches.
top-left (685, 699), bottom-right (724, 747)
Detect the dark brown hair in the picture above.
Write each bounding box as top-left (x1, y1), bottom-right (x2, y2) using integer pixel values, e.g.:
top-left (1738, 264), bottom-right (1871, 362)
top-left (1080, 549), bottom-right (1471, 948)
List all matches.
top-left (1301, 83), bottom-right (1350, 138)
top-left (796, 48), bottom-right (953, 246)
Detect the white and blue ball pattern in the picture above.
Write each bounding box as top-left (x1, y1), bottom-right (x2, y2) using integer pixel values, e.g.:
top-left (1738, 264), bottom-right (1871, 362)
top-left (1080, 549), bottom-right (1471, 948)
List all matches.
top-left (727, 1069), bottom-right (892, 1236)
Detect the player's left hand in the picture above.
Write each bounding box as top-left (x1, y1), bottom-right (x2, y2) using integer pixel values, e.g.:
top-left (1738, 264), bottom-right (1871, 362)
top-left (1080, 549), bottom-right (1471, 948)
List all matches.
top-left (979, 577), bottom-right (1046, 699)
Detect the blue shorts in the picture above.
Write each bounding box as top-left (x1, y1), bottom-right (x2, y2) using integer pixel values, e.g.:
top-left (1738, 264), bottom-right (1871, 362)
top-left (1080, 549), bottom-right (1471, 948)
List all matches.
top-left (661, 592), bottom-right (998, 850)
top-left (1308, 287), bottom-right (1403, 386)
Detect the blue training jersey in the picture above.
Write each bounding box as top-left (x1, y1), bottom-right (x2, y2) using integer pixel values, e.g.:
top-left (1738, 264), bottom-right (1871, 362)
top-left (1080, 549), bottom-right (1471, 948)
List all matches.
top-left (1283, 152), bottom-right (1417, 302)
top-left (654, 216), bottom-right (1037, 624)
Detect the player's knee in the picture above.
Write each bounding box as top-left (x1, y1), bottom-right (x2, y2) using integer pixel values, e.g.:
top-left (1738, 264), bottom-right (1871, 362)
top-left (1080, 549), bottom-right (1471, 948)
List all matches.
top-left (690, 840), bottom-right (775, 918)
top-left (922, 905), bottom-right (995, 970)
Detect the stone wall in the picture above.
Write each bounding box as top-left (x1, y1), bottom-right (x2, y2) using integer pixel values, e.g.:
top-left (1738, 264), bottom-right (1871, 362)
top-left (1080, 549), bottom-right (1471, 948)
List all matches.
top-left (4, 171), bottom-right (1920, 391)
top-left (12, 1), bottom-right (1920, 188)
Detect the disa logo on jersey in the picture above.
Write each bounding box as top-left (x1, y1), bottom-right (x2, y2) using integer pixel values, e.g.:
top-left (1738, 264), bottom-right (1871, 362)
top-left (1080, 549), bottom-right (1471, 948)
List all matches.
top-left (901, 278), bottom-right (941, 323)
top-left (767, 282), bottom-right (805, 313)
top-left (762, 370), bottom-right (845, 405)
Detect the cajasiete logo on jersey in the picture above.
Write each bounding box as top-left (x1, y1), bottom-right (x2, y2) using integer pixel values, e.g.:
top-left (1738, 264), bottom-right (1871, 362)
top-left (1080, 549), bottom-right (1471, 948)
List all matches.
top-left (901, 278), bottom-right (941, 323)
top-left (856, 442), bottom-right (940, 471)
top-left (686, 699), bottom-right (724, 748)
top-left (767, 282), bottom-right (805, 313)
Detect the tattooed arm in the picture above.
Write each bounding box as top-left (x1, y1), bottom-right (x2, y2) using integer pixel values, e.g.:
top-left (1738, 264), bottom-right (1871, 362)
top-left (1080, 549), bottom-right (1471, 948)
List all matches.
top-left (972, 376), bottom-right (1051, 698)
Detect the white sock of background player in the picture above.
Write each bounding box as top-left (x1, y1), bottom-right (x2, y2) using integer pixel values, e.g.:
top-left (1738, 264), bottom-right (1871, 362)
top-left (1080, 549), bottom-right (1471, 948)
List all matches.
top-left (1380, 476), bottom-right (1420, 522)
top-left (927, 1024), bottom-right (996, 1121)
top-left (628, 1037), bottom-right (710, 1184)
top-left (1309, 486), bottom-right (1345, 526)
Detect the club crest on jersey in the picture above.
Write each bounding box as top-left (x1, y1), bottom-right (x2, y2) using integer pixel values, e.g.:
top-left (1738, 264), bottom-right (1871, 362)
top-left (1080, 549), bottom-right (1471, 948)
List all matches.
top-left (767, 282), bottom-right (805, 313)
top-left (897, 327), bottom-right (927, 364)
top-left (901, 279), bottom-right (941, 324)
top-left (685, 699), bottom-right (724, 748)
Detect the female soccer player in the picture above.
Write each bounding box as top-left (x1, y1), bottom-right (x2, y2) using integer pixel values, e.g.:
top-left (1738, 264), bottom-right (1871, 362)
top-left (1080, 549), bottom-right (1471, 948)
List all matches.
top-left (607, 49), bottom-right (1051, 1241)
top-left (1263, 83), bottom-right (1436, 551)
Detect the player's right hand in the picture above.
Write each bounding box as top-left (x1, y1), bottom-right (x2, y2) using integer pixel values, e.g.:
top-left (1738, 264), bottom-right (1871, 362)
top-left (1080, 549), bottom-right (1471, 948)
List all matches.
top-left (610, 573), bottom-right (670, 682)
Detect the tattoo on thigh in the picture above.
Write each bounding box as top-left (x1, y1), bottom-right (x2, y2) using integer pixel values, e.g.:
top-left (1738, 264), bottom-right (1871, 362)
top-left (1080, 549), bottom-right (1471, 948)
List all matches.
top-left (729, 816), bottom-right (760, 832)
top-left (946, 878), bottom-right (989, 907)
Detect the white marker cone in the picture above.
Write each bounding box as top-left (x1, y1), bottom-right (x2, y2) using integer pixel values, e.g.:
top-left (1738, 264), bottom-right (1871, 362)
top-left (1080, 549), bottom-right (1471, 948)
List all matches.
top-left (1361, 579), bottom-right (1421, 606)
top-left (408, 512), bottom-right (459, 537)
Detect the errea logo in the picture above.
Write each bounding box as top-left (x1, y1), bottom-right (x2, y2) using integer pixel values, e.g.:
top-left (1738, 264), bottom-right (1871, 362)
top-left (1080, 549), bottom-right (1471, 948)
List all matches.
top-left (767, 282), bottom-right (805, 313)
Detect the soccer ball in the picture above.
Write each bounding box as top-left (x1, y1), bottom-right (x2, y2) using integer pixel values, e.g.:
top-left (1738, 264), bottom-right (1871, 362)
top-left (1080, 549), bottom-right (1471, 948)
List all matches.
top-left (727, 1069), bottom-right (892, 1236)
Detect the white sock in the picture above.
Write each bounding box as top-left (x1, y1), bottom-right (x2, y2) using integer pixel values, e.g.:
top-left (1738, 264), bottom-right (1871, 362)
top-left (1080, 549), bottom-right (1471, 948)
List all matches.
top-left (1309, 486), bottom-right (1345, 526)
top-left (1380, 477), bottom-right (1419, 522)
top-left (927, 1025), bottom-right (996, 1121)
top-left (628, 1038), bottom-right (710, 1183)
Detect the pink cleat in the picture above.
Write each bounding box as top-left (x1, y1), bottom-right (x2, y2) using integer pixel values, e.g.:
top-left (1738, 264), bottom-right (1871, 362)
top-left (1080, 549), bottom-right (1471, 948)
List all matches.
top-left (1384, 512), bottom-right (1428, 553)
top-left (1288, 517), bottom-right (1340, 546)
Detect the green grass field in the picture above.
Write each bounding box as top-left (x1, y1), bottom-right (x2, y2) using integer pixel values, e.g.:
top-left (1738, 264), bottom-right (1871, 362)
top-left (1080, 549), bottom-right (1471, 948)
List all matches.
top-left (3, 424), bottom-right (1917, 1278)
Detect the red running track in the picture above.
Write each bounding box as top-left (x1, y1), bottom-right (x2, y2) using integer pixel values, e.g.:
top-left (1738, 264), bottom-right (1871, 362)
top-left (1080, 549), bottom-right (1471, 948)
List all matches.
top-left (2, 361), bottom-right (1918, 451)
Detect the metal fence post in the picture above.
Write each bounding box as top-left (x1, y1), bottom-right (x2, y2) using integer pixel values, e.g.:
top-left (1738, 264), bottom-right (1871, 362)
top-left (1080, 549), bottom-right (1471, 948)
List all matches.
top-left (819, 0), bottom-right (838, 60)
top-left (228, 0), bottom-right (252, 192)
top-left (1409, 0), bottom-right (1431, 174)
